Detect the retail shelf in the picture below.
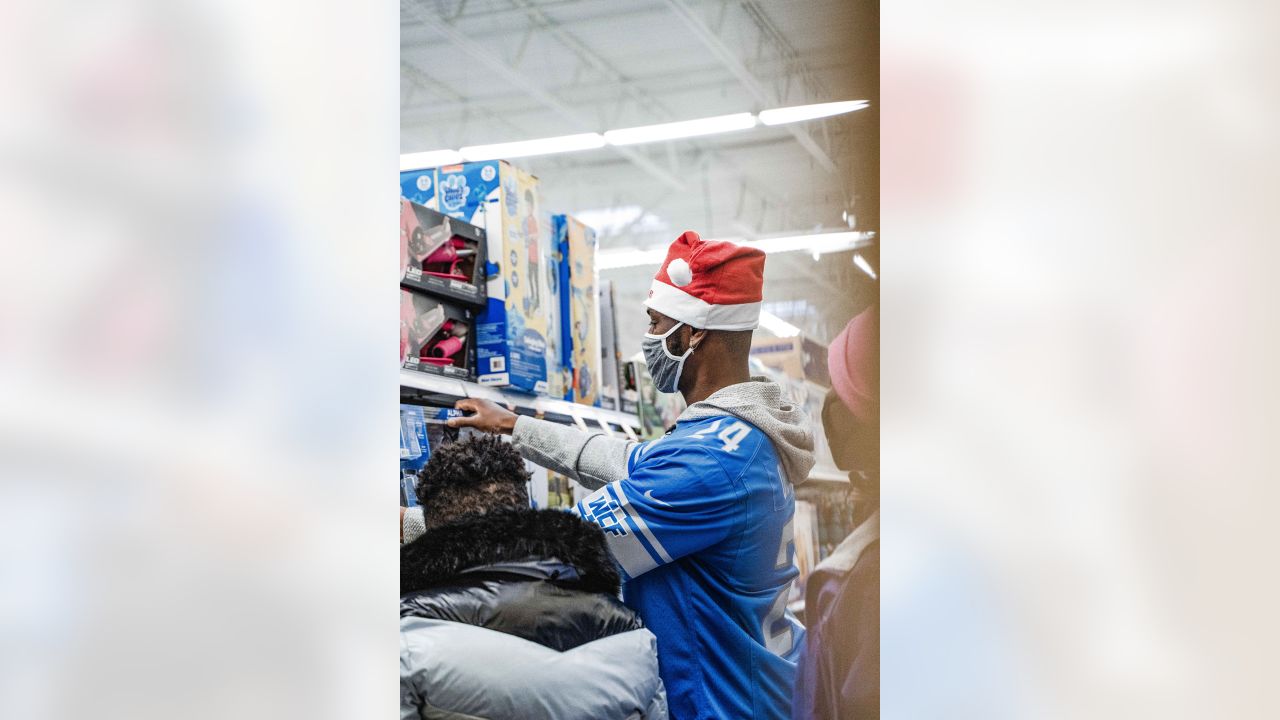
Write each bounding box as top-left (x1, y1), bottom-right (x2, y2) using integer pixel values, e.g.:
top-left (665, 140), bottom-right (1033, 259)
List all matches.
top-left (401, 369), bottom-right (642, 432)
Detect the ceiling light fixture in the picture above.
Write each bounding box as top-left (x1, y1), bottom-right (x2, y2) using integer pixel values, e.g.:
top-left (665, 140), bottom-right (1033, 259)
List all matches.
top-left (401, 103), bottom-right (870, 166)
top-left (759, 100), bottom-right (869, 126)
top-left (401, 150), bottom-right (464, 170)
top-left (854, 253), bottom-right (878, 280)
top-left (460, 132), bottom-right (606, 162)
top-left (758, 311), bottom-right (802, 338)
top-left (604, 112), bottom-right (757, 146)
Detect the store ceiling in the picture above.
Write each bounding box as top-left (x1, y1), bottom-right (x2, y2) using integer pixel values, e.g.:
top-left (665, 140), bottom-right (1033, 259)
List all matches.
top-left (401, 0), bottom-right (878, 354)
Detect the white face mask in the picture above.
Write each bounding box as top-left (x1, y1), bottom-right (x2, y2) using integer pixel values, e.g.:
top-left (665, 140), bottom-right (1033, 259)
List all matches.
top-left (642, 322), bottom-right (693, 394)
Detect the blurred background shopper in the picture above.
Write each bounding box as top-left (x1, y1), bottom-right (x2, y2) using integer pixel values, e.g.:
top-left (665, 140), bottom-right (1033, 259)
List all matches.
top-left (793, 306), bottom-right (880, 719)
top-left (400, 435), bottom-right (667, 720)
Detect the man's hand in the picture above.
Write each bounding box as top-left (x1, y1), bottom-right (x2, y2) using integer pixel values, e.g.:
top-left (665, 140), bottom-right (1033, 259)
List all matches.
top-left (447, 398), bottom-right (519, 435)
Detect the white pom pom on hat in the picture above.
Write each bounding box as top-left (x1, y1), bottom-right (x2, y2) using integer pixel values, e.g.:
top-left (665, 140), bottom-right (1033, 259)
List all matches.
top-left (667, 258), bottom-right (693, 287)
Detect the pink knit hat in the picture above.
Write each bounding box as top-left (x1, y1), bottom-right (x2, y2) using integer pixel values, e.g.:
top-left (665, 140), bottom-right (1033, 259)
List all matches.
top-left (828, 305), bottom-right (879, 423)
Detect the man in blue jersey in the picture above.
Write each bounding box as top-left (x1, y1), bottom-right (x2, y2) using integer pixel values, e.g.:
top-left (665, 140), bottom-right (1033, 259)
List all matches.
top-left (444, 230), bottom-right (816, 719)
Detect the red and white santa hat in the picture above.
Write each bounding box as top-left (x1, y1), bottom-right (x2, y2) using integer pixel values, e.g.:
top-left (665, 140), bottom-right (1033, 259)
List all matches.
top-left (644, 230), bottom-right (765, 330)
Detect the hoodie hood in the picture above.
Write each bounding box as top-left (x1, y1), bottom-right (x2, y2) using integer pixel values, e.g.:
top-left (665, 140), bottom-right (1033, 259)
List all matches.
top-left (680, 376), bottom-right (816, 484)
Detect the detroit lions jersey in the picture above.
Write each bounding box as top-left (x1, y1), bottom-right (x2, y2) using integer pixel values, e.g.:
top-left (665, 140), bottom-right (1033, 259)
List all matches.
top-left (575, 414), bottom-right (805, 720)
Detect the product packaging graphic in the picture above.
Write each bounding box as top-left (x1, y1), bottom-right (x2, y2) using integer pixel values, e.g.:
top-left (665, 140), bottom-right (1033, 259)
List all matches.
top-left (620, 359), bottom-right (661, 435)
top-left (400, 403), bottom-right (467, 472)
top-left (620, 355), bottom-right (640, 415)
top-left (434, 160), bottom-right (549, 392)
top-left (540, 210), bottom-right (570, 401)
top-left (400, 404), bottom-right (431, 475)
top-left (400, 288), bottom-right (476, 381)
top-left (544, 470), bottom-right (591, 510)
top-left (400, 168), bottom-right (438, 208)
top-left (631, 360), bottom-right (663, 439)
top-left (400, 198), bottom-right (487, 307)
top-left (552, 214), bottom-right (601, 406)
top-left (597, 279), bottom-right (622, 411)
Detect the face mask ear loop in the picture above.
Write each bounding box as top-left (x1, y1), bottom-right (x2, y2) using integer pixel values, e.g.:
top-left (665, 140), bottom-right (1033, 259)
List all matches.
top-left (652, 322), bottom-right (691, 362)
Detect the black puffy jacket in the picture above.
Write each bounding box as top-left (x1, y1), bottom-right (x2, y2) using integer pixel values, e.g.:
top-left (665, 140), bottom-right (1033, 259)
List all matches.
top-left (400, 508), bottom-right (668, 720)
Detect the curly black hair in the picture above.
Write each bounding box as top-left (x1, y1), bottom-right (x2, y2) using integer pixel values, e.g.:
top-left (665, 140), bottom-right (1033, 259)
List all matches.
top-left (416, 434), bottom-right (531, 529)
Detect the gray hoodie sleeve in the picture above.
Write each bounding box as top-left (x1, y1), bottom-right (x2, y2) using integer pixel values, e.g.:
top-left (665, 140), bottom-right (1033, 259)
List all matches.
top-left (402, 506), bottom-right (426, 545)
top-left (510, 415), bottom-right (634, 491)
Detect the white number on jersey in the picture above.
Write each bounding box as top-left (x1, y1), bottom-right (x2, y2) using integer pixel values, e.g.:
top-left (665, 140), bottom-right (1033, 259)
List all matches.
top-left (717, 421), bottom-right (751, 453)
top-left (763, 513), bottom-right (796, 656)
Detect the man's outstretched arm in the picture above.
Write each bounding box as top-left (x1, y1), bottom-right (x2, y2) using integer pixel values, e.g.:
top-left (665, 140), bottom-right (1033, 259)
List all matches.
top-left (447, 398), bottom-right (634, 490)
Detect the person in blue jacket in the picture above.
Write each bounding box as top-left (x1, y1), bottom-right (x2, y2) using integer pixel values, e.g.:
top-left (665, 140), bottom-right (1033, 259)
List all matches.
top-left (435, 230), bottom-right (817, 719)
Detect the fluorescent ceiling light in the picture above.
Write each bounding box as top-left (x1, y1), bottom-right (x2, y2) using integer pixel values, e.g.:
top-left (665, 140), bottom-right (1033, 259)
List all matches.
top-left (604, 113), bottom-right (756, 146)
top-left (758, 311), bottom-right (801, 338)
top-left (597, 247), bottom-right (669, 270)
top-left (597, 230), bottom-right (875, 270)
top-left (759, 100), bottom-right (869, 126)
top-left (460, 132), bottom-right (605, 162)
top-left (747, 231), bottom-right (874, 255)
top-left (854, 253), bottom-right (878, 280)
top-left (401, 150), bottom-right (463, 170)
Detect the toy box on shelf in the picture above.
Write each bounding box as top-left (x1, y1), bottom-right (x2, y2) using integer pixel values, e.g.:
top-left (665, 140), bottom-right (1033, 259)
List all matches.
top-left (749, 334), bottom-right (832, 388)
top-left (541, 210), bottom-right (570, 402)
top-left (400, 168), bottom-right (437, 207)
top-left (400, 404), bottom-right (432, 475)
top-left (401, 288), bottom-right (476, 381)
top-left (789, 500), bottom-right (821, 601)
top-left (620, 356), bottom-right (640, 415)
top-left (400, 404), bottom-right (469, 506)
top-left (630, 360), bottom-right (665, 440)
top-left (552, 214), bottom-right (601, 406)
top-left (431, 160), bottom-right (549, 393)
top-left (597, 279), bottom-right (622, 411)
top-left (544, 471), bottom-right (592, 510)
top-left (400, 198), bottom-right (487, 307)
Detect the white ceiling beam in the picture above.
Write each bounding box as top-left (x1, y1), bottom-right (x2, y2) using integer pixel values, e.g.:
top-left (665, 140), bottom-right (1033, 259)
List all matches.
top-left (660, 0), bottom-right (837, 174)
top-left (401, 0), bottom-right (651, 29)
top-left (403, 1), bottom-right (686, 191)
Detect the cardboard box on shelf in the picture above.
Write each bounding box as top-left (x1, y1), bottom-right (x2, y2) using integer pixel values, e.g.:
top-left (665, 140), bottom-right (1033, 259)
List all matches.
top-left (597, 279), bottom-right (622, 411)
top-left (400, 168), bottom-right (437, 208)
top-left (631, 360), bottom-right (665, 439)
top-left (541, 210), bottom-right (570, 402)
top-left (400, 404), bottom-right (432, 475)
top-left (553, 214), bottom-right (601, 406)
top-left (546, 471), bottom-right (576, 510)
top-left (620, 355), bottom-right (640, 415)
top-left (400, 198), bottom-right (487, 307)
top-left (749, 335), bottom-right (832, 387)
top-left (791, 500), bottom-right (820, 599)
top-left (401, 288), bottom-right (476, 381)
top-left (434, 160), bottom-right (549, 393)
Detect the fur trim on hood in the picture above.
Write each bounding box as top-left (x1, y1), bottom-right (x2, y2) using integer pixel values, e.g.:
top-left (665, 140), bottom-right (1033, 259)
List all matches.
top-left (400, 508), bottom-right (621, 597)
top-left (680, 376), bottom-right (816, 484)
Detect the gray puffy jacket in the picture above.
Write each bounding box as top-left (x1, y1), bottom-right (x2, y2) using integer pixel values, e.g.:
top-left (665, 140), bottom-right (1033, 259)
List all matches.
top-left (400, 509), bottom-right (667, 720)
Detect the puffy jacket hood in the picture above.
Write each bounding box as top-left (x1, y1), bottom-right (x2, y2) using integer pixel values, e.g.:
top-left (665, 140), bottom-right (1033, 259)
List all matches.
top-left (401, 508), bottom-right (620, 596)
top-left (680, 376), bottom-right (816, 484)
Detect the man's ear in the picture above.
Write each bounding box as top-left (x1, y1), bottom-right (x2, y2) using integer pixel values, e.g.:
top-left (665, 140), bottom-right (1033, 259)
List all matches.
top-left (687, 326), bottom-right (709, 352)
